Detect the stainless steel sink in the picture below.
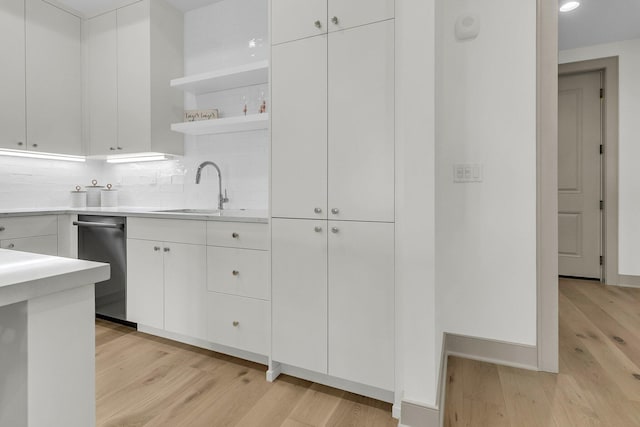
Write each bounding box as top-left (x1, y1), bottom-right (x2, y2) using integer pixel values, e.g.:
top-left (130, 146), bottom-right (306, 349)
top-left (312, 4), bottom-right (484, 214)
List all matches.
top-left (152, 209), bottom-right (222, 215)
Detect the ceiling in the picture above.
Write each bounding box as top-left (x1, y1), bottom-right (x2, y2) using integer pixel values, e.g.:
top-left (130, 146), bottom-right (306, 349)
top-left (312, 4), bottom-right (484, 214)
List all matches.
top-left (559, 0), bottom-right (640, 51)
top-left (53, 0), bottom-right (223, 18)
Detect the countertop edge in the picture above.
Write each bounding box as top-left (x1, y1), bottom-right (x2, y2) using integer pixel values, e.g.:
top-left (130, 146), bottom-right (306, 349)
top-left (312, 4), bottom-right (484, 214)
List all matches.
top-left (0, 208), bottom-right (269, 224)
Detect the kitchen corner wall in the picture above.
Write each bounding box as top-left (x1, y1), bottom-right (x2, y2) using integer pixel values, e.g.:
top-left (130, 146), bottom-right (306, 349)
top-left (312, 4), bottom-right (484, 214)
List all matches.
top-left (435, 0), bottom-right (537, 347)
top-left (0, 0), bottom-right (269, 211)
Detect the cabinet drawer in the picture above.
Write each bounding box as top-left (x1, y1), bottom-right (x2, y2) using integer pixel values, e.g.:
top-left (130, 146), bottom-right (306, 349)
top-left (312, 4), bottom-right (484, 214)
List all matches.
top-left (0, 215), bottom-right (57, 240)
top-left (207, 247), bottom-right (269, 300)
top-left (207, 292), bottom-right (269, 356)
top-left (1, 235), bottom-right (58, 256)
top-left (127, 217), bottom-right (206, 245)
top-left (206, 221), bottom-right (268, 250)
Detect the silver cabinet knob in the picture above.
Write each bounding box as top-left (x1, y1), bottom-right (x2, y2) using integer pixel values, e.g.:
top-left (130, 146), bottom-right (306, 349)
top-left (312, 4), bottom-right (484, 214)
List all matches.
top-left (232, 270), bottom-right (239, 276)
top-left (331, 16), bottom-right (339, 25)
top-left (17, 142), bottom-right (23, 146)
top-left (110, 147), bottom-right (116, 151)
top-left (163, 247), bottom-right (170, 252)
top-left (7, 243), bottom-right (15, 249)
top-left (331, 208), bottom-right (339, 215)
top-left (314, 226), bottom-right (322, 233)
top-left (232, 321), bottom-right (239, 327)
top-left (154, 246), bottom-right (161, 251)
top-left (117, 147), bottom-right (123, 150)
top-left (32, 143), bottom-right (38, 148)
top-left (232, 232), bottom-right (239, 239)
top-left (314, 20), bottom-right (322, 28)
top-left (331, 227), bottom-right (339, 234)
top-left (314, 207), bottom-right (322, 214)
top-left (0, 226), bottom-right (5, 232)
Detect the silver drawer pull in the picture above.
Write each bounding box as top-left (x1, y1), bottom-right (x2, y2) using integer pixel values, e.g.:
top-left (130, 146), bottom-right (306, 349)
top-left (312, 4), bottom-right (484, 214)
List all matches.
top-left (331, 208), bottom-right (339, 215)
top-left (154, 246), bottom-right (161, 251)
top-left (232, 321), bottom-right (239, 327)
top-left (232, 232), bottom-right (239, 239)
top-left (7, 243), bottom-right (15, 249)
top-left (164, 247), bottom-right (170, 252)
top-left (314, 20), bottom-right (322, 28)
top-left (331, 227), bottom-right (339, 234)
top-left (314, 207), bottom-right (322, 214)
top-left (232, 270), bottom-right (240, 276)
top-left (314, 226), bottom-right (322, 233)
top-left (0, 226), bottom-right (5, 232)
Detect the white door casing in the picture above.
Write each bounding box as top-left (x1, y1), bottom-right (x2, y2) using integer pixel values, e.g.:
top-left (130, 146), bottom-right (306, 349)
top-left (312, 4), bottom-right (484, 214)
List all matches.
top-left (558, 71), bottom-right (602, 279)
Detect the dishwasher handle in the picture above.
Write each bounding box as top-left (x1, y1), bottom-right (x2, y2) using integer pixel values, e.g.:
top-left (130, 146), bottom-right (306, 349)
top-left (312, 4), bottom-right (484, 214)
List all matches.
top-left (73, 221), bottom-right (124, 230)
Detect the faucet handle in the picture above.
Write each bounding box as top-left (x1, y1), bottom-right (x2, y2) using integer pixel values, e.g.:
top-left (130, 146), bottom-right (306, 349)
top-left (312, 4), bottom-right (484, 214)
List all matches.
top-left (223, 189), bottom-right (229, 203)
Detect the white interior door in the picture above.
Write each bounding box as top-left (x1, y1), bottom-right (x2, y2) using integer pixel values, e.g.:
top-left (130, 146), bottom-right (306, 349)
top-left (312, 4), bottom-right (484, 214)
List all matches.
top-left (558, 71), bottom-right (602, 279)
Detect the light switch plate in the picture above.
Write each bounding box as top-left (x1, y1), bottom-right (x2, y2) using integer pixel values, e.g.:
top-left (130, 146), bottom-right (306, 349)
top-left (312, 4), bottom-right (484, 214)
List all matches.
top-left (453, 164), bottom-right (483, 183)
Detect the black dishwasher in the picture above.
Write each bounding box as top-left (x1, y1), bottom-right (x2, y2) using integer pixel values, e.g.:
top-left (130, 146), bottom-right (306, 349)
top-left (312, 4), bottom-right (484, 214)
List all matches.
top-left (75, 215), bottom-right (128, 323)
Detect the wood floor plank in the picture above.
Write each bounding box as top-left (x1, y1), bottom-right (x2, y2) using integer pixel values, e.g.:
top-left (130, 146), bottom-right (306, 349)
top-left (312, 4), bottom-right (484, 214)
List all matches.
top-left (444, 279), bottom-right (640, 426)
top-left (287, 383), bottom-right (346, 426)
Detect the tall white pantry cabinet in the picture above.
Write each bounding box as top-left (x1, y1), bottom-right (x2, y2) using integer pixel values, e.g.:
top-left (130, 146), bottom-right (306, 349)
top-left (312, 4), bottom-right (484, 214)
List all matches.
top-left (270, 0), bottom-right (395, 394)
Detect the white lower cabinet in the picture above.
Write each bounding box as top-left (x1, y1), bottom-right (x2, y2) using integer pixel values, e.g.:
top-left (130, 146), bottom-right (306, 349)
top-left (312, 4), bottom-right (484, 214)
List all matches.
top-left (0, 215), bottom-right (58, 256)
top-left (272, 218), bottom-right (394, 391)
top-left (126, 239), bottom-right (165, 329)
top-left (127, 217), bottom-right (270, 357)
top-left (164, 243), bottom-right (207, 340)
top-left (207, 293), bottom-right (269, 355)
top-left (126, 218), bottom-right (206, 335)
top-left (272, 218), bottom-right (328, 373)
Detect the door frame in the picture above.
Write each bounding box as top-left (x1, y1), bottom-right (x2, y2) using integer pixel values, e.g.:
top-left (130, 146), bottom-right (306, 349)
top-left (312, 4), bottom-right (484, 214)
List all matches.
top-left (536, 0), bottom-right (620, 372)
top-left (558, 57), bottom-right (619, 286)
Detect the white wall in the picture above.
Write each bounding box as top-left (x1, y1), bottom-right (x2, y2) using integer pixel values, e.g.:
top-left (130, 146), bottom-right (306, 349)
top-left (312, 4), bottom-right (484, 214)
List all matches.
top-left (559, 39), bottom-right (640, 276)
top-left (396, 0), bottom-right (438, 409)
top-left (435, 0), bottom-right (538, 346)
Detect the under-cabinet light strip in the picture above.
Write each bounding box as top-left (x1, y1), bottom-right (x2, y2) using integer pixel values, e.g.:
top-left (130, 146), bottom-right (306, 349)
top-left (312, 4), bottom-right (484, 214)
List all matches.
top-left (0, 148), bottom-right (86, 162)
top-left (106, 154), bottom-right (169, 164)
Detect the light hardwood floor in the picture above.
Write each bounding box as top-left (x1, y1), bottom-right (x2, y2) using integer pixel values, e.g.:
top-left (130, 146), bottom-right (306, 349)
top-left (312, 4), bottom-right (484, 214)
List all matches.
top-left (444, 278), bottom-right (640, 426)
top-left (96, 319), bottom-right (398, 427)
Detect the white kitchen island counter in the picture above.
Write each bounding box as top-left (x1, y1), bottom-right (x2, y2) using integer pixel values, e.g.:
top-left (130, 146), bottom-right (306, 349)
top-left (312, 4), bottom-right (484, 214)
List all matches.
top-left (0, 249), bottom-right (109, 427)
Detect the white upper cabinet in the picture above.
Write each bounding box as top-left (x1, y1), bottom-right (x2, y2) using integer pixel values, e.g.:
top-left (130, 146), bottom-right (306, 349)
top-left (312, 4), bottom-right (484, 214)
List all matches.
top-left (328, 21), bottom-right (395, 222)
top-left (0, 0), bottom-right (26, 150)
top-left (26, 0), bottom-right (82, 154)
top-left (271, 35), bottom-right (328, 220)
top-left (87, 11), bottom-right (118, 156)
top-left (327, 0), bottom-right (394, 32)
top-left (87, 0), bottom-right (184, 156)
top-left (271, 0), bottom-right (327, 45)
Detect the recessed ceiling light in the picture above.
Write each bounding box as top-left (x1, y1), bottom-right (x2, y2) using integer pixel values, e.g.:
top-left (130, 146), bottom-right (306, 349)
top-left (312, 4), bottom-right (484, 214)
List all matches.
top-left (560, 1), bottom-right (580, 12)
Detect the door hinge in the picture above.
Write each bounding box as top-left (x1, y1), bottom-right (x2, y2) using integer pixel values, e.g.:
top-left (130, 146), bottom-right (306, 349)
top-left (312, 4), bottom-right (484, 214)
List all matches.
top-left (600, 88), bottom-right (604, 99)
top-left (600, 144), bottom-right (604, 154)
top-left (600, 255), bottom-right (604, 266)
top-left (600, 200), bottom-right (604, 210)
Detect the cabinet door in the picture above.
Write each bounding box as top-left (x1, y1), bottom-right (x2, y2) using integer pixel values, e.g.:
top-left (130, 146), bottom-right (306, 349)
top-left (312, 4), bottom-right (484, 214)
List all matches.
top-left (328, 0), bottom-right (394, 32)
top-left (117, 0), bottom-right (151, 153)
top-left (272, 218), bottom-right (328, 373)
top-left (164, 243), bottom-right (207, 340)
top-left (271, 0), bottom-right (326, 45)
top-left (328, 21), bottom-right (394, 222)
top-left (1, 235), bottom-right (58, 256)
top-left (0, 0), bottom-right (26, 150)
top-left (127, 239), bottom-right (164, 328)
top-left (26, 0), bottom-right (82, 154)
top-left (88, 11), bottom-right (118, 155)
top-left (328, 221), bottom-right (394, 390)
top-left (272, 35), bottom-right (328, 220)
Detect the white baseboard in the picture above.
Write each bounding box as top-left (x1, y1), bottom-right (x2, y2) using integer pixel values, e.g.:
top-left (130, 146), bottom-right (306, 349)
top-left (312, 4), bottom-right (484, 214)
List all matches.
top-left (277, 363), bottom-right (395, 403)
top-left (617, 275), bottom-right (640, 288)
top-left (136, 324), bottom-right (269, 366)
top-left (266, 362), bottom-right (281, 382)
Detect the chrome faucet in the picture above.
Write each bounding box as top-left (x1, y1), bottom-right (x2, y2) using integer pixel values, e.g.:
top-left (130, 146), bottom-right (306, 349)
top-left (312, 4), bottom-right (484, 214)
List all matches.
top-left (195, 161), bottom-right (229, 210)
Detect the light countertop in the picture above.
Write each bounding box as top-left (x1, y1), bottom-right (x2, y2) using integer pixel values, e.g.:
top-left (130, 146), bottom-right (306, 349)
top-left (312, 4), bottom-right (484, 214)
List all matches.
top-left (0, 249), bottom-right (110, 308)
top-left (0, 207), bottom-right (269, 223)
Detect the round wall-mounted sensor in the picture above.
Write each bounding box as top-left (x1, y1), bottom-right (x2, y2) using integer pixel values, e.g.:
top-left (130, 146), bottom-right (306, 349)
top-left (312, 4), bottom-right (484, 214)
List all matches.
top-left (455, 13), bottom-right (480, 41)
